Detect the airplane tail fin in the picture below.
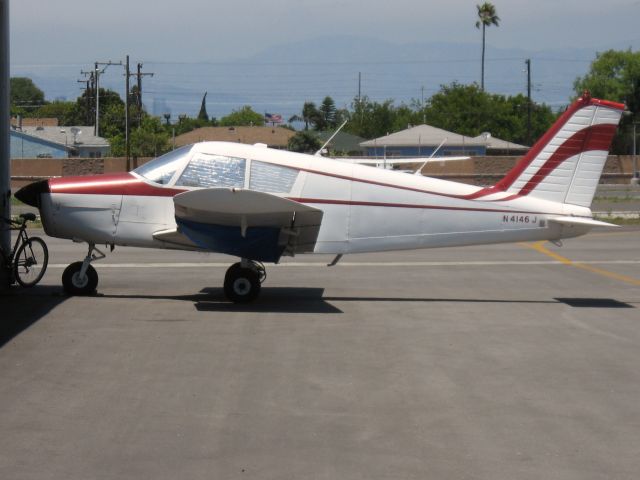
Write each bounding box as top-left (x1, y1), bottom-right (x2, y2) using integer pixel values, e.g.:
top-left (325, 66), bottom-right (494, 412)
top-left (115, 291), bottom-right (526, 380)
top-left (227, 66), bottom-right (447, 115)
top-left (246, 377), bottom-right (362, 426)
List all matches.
top-left (492, 93), bottom-right (625, 207)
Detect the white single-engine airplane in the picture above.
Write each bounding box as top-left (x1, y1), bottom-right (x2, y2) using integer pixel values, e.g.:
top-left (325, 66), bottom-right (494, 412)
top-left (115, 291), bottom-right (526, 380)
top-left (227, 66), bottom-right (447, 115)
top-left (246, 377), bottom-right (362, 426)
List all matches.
top-left (16, 93), bottom-right (625, 302)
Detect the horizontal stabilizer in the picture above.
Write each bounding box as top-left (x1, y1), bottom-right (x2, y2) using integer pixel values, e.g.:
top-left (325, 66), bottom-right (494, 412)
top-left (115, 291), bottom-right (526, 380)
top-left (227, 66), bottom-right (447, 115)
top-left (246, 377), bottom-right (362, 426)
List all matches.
top-left (548, 216), bottom-right (619, 228)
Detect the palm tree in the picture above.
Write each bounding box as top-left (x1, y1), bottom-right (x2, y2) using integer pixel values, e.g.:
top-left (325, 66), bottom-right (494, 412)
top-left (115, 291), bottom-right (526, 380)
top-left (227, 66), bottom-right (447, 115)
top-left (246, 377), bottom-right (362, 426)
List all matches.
top-left (302, 101), bottom-right (319, 130)
top-left (475, 2), bottom-right (500, 91)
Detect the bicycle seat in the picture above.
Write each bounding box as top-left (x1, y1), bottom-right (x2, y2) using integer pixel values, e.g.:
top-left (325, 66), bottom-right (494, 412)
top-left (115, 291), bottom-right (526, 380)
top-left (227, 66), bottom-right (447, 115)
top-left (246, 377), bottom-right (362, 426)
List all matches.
top-left (19, 213), bottom-right (37, 222)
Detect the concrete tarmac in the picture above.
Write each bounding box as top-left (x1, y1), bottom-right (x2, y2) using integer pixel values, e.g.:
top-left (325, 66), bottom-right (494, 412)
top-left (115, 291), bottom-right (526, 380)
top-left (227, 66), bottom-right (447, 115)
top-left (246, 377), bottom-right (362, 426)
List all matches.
top-left (1, 228), bottom-right (639, 480)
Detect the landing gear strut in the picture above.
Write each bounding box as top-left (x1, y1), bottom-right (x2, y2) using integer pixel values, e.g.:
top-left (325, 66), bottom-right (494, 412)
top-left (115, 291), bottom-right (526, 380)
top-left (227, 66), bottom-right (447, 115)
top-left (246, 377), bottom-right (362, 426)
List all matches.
top-left (62, 243), bottom-right (104, 295)
top-left (224, 259), bottom-right (266, 303)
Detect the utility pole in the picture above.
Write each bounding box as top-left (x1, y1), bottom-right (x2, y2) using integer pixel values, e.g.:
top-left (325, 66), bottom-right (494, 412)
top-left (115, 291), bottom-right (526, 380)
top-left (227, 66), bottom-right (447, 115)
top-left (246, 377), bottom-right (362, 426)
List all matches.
top-left (358, 72), bottom-right (362, 125)
top-left (93, 60), bottom-right (123, 137)
top-left (633, 121), bottom-right (639, 185)
top-left (94, 62), bottom-right (99, 136)
top-left (125, 55), bottom-right (130, 171)
top-left (126, 63), bottom-right (153, 169)
top-left (421, 85), bottom-right (426, 124)
top-left (525, 59), bottom-right (532, 145)
top-left (133, 63), bottom-right (154, 127)
top-left (77, 71), bottom-right (92, 125)
top-left (0, 0), bottom-right (10, 288)
top-left (80, 69), bottom-right (97, 125)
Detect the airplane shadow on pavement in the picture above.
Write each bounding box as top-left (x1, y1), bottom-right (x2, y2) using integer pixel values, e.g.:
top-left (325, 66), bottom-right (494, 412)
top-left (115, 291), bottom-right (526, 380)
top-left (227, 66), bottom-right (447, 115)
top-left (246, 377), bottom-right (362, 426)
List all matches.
top-left (195, 287), bottom-right (343, 313)
top-left (0, 286), bottom-right (68, 348)
top-left (99, 287), bottom-right (344, 314)
top-left (97, 287), bottom-right (636, 314)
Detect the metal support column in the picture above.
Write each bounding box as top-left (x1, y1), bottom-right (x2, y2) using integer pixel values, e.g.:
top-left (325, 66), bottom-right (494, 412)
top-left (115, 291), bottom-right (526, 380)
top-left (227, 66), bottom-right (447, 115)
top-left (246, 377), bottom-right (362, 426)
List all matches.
top-left (0, 0), bottom-right (10, 288)
top-left (632, 122), bottom-right (639, 186)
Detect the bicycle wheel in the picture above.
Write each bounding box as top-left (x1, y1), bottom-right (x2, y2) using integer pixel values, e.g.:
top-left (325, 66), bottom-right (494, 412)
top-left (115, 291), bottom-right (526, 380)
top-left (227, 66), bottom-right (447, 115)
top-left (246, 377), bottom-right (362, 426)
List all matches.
top-left (14, 237), bottom-right (49, 287)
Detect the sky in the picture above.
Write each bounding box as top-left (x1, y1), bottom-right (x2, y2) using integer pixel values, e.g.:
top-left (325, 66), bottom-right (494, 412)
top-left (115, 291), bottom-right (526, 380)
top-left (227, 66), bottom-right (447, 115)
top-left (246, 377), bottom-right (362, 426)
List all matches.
top-left (10, 0), bottom-right (640, 65)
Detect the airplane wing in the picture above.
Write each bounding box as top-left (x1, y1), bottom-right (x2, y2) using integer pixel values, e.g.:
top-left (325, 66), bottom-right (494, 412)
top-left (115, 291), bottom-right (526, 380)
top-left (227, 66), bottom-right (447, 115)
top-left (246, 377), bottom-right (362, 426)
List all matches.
top-left (169, 188), bottom-right (323, 262)
top-left (337, 156), bottom-right (470, 165)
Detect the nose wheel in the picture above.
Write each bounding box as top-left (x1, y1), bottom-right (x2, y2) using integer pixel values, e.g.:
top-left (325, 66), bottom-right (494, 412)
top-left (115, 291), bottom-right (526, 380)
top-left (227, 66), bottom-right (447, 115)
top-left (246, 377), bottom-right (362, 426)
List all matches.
top-left (62, 243), bottom-right (104, 295)
top-left (224, 260), bottom-right (266, 303)
top-left (62, 262), bottom-right (98, 295)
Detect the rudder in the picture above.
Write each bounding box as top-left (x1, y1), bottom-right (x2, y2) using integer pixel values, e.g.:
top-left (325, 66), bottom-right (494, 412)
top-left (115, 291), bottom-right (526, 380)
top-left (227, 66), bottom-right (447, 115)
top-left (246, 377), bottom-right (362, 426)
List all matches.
top-left (493, 93), bottom-right (625, 207)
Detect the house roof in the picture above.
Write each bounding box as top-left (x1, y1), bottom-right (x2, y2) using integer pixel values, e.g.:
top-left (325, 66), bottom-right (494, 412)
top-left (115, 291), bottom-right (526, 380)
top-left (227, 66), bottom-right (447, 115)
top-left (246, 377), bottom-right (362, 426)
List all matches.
top-left (472, 133), bottom-right (529, 152)
top-left (360, 124), bottom-right (486, 148)
top-left (11, 125), bottom-right (109, 148)
top-left (175, 126), bottom-right (295, 148)
top-left (315, 131), bottom-right (366, 153)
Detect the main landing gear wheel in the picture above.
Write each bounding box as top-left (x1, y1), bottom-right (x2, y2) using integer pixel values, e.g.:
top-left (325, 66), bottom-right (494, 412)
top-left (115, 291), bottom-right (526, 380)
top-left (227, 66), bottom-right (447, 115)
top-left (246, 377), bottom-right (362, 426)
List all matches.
top-left (224, 261), bottom-right (265, 303)
top-left (62, 261), bottom-right (98, 296)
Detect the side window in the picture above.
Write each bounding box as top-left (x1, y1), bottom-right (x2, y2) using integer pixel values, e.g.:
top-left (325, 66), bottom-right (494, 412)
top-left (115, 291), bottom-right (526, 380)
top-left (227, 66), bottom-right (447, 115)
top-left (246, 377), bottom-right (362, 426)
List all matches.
top-left (176, 155), bottom-right (246, 188)
top-left (249, 161), bottom-right (299, 193)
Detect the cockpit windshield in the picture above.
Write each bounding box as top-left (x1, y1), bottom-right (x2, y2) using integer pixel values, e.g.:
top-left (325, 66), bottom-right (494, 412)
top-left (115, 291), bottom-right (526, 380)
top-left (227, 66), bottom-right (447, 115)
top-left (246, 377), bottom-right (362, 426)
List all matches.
top-left (133, 145), bottom-right (193, 185)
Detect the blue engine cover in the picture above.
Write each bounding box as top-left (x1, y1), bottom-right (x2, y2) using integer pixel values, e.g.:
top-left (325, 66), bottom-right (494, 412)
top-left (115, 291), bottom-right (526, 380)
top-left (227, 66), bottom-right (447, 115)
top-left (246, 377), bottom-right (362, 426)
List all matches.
top-left (177, 218), bottom-right (285, 263)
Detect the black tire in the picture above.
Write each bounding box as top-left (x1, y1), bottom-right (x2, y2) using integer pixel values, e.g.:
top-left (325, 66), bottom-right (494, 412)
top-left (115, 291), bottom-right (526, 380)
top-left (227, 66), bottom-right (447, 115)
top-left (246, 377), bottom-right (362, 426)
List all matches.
top-left (224, 263), bottom-right (261, 303)
top-left (14, 237), bottom-right (48, 287)
top-left (62, 261), bottom-right (98, 295)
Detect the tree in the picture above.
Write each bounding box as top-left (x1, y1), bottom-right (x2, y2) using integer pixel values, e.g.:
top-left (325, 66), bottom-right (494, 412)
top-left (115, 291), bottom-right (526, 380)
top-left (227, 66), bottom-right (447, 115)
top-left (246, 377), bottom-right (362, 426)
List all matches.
top-left (32, 101), bottom-right (75, 124)
top-left (110, 115), bottom-right (170, 157)
top-left (475, 2), bottom-right (500, 91)
top-left (319, 96), bottom-right (338, 130)
top-left (288, 114), bottom-right (303, 124)
top-left (219, 106), bottom-right (265, 126)
top-left (172, 116), bottom-right (217, 136)
top-left (100, 101), bottom-right (126, 139)
top-left (344, 96), bottom-right (420, 139)
top-left (10, 77), bottom-right (46, 112)
top-left (424, 82), bottom-right (555, 145)
top-left (198, 92), bottom-right (209, 121)
top-left (287, 131), bottom-right (321, 153)
top-left (574, 49), bottom-right (640, 154)
top-left (62, 87), bottom-right (125, 130)
top-left (302, 102), bottom-right (320, 130)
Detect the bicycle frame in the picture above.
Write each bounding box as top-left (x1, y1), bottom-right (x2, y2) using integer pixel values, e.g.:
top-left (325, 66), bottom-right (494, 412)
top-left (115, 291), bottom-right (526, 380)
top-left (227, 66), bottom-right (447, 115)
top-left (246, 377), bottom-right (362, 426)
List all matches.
top-left (2, 220), bottom-right (29, 263)
top-left (1, 219), bottom-right (31, 284)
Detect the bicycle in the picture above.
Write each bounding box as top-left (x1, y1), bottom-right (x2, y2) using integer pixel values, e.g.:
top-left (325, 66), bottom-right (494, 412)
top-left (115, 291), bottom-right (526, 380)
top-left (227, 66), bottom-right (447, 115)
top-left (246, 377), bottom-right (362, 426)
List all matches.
top-left (1, 213), bottom-right (49, 287)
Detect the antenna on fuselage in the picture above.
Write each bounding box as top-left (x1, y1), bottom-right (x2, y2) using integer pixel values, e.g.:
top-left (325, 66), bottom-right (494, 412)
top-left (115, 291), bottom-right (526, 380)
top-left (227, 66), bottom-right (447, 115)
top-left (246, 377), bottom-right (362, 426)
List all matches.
top-left (314, 119), bottom-right (349, 156)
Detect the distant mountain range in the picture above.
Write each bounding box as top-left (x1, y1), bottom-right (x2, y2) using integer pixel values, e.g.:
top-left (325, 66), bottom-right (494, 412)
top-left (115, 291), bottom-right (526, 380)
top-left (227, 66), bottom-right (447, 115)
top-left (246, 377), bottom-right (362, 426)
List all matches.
top-left (11, 35), bottom-right (639, 123)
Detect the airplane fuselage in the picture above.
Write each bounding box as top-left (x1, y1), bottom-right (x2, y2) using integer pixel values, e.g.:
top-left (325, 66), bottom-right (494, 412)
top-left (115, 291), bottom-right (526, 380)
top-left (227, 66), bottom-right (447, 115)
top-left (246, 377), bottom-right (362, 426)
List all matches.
top-left (37, 142), bottom-right (591, 256)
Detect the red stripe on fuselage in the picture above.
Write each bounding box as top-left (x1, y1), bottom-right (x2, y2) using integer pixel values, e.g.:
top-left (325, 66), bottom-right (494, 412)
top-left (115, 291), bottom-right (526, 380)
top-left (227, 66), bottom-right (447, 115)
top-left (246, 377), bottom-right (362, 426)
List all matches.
top-left (288, 197), bottom-right (549, 215)
top-left (49, 173), bottom-right (185, 197)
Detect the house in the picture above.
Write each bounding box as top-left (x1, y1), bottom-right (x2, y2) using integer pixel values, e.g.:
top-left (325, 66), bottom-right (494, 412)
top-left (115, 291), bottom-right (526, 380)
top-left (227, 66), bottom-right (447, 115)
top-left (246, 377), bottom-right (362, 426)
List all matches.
top-left (10, 124), bottom-right (110, 159)
top-left (174, 126), bottom-right (296, 149)
top-left (360, 124), bottom-right (487, 157)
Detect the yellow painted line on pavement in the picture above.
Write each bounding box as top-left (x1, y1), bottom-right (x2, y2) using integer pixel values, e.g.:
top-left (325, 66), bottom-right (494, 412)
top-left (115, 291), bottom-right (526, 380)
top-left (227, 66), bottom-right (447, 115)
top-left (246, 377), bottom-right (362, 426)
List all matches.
top-left (521, 241), bottom-right (640, 287)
